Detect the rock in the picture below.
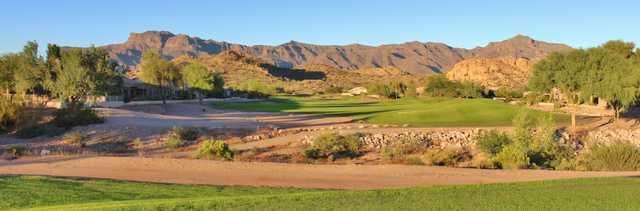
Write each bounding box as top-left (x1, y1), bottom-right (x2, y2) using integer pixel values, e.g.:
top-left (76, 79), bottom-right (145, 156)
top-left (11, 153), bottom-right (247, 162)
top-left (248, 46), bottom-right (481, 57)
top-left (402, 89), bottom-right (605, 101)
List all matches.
top-left (40, 149), bottom-right (51, 156)
top-left (348, 87), bottom-right (368, 95)
top-left (445, 57), bottom-right (534, 90)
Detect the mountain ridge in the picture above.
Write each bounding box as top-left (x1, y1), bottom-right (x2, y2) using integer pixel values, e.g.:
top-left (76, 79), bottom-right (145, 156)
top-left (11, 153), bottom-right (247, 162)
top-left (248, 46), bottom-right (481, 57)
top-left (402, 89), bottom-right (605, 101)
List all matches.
top-left (101, 31), bottom-right (572, 75)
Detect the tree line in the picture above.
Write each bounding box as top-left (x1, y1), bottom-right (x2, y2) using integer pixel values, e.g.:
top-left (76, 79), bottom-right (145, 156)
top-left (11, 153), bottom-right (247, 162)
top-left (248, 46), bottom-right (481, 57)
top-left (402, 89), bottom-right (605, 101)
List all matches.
top-left (528, 40), bottom-right (640, 120)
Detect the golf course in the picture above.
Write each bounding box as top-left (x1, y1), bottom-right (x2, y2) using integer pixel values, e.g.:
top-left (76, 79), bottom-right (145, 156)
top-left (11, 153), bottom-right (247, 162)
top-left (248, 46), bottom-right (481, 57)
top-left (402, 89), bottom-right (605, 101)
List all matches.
top-left (3, 176), bottom-right (639, 210)
top-left (213, 96), bottom-right (568, 127)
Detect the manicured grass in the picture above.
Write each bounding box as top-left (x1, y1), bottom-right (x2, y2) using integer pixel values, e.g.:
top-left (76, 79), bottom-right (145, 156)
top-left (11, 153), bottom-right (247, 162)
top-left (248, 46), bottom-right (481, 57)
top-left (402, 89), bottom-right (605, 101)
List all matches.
top-left (213, 96), bottom-right (567, 127)
top-left (3, 176), bottom-right (640, 210)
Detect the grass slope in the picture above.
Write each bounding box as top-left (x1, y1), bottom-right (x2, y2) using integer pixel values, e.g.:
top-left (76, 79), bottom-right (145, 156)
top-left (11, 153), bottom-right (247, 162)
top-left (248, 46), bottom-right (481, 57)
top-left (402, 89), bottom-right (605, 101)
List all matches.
top-left (213, 96), bottom-right (567, 127)
top-left (3, 176), bottom-right (640, 210)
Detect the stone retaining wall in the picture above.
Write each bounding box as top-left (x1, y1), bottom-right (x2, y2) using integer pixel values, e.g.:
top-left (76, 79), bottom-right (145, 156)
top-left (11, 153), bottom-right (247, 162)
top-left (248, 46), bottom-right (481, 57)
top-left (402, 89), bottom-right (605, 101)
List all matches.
top-left (303, 129), bottom-right (484, 149)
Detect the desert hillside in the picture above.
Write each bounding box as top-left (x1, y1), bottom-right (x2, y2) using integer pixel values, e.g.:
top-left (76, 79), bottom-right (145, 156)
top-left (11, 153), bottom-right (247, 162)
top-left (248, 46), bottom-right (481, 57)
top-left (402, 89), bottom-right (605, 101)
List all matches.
top-left (445, 57), bottom-right (534, 89)
top-left (101, 31), bottom-right (571, 75)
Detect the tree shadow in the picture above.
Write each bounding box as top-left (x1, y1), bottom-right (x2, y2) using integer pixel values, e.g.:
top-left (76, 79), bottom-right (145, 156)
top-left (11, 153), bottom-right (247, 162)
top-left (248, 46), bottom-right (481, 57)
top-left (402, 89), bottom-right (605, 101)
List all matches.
top-left (259, 64), bottom-right (326, 80)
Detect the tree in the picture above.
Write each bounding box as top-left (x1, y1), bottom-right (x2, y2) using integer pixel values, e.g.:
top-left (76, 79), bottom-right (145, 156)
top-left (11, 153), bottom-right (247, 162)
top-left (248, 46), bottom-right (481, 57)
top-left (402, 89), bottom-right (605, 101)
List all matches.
top-left (582, 47), bottom-right (640, 120)
top-left (48, 47), bottom-right (122, 107)
top-left (529, 41), bottom-right (640, 123)
top-left (49, 48), bottom-right (96, 106)
top-left (14, 41), bottom-right (47, 96)
top-left (601, 40), bottom-right (636, 59)
top-left (0, 54), bottom-right (20, 96)
top-left (137, 51), bottom-right (180, 105)
top-left (182, 61), bottom-right (223, 104)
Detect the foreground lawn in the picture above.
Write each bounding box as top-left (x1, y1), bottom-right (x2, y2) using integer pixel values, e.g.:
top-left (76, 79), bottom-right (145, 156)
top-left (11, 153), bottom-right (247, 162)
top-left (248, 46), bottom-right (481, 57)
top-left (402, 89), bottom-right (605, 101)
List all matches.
top-left (213, 96), bottom-right (566, 127)
top-left (3, 176), bottom-right (640, 210)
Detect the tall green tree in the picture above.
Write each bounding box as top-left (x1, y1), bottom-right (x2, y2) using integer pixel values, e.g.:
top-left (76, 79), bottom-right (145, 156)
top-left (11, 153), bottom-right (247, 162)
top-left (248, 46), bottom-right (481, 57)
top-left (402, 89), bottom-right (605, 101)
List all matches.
top-left (582, 47), bottom-right (640, 120)
top-left (138, 51), bottom-right (180, 105)
top-left (48, 47), bottom-right (122, 107)
top-left (601, 40), bottom-right (636, 59)
top-left (0, 54), bottom-right (21, 96)
top-left (182, 61), bottom-right (223, 104)
top-left (14, 41), bottom-right (47, 96)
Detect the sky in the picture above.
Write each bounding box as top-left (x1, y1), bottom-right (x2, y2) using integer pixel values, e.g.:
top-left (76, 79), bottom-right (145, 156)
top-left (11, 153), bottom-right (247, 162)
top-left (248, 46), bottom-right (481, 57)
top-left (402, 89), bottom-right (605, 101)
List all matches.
top-left (1, 0), bottom-right (639, 54)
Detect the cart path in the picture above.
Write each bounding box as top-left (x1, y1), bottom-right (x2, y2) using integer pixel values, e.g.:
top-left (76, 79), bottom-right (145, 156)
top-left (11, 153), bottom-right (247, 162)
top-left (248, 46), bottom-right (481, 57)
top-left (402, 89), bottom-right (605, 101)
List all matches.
top-left (1, 156), bottom-right (638, 190)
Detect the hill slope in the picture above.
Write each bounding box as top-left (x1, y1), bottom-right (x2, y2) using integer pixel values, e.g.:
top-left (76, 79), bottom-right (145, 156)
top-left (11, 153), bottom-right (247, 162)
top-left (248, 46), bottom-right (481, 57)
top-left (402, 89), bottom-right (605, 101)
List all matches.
top-left (101, 31), bottom-right (571, 75)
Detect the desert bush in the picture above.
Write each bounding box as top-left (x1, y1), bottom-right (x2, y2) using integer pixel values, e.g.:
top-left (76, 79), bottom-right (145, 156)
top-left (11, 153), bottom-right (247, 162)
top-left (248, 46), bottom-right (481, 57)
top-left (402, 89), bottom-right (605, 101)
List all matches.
top-left (303, 148), bottom-right (321, 160)
top-left (471, 152), bottom-right (499, 169)
top-left (457, 82), bottom-right (484, 98)
top-left (165, 134), bottom-right (184, 150)
top-left (404, 156), bottom-right (426, 165)
top-left (323, 86), bottom-right (343, 94)
top-left (494, 87), bottom-right (524, 99)
top-left (15, 124), bottom-right (65, 139)
top-left (52, 104), bottom-right (103, 129)
top-left (584, 141), bottom-right (640, 171)
top-left (476, 130), bottom-right (511, 156)
top-left (495, 144), bottom-right (530, 169)
top-left (380, 137), bottom-right (425, 162)
top-left (63, 131), bottom-right (89, 148)
top-left (237, 79), bottom-right (278, 98)
top-left (424, 75), bottom-right (484, 98)
top-left (422, 147), bottom-right (472, 167)
top-left (305, 133), bottom-right (363, 159)
top-left (132, 138), bottom-right (145, 156)
top-left (5, 144), bottom-right (28, 157)
top-left (194, 140), bottom-right (234, 160)
top-left (171, 126), bottom-right (200, 141)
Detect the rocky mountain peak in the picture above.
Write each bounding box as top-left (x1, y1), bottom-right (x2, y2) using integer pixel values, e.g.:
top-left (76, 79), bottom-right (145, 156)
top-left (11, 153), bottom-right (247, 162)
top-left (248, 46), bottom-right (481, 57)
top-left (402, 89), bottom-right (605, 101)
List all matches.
top-left (101, 31), bottom-right (572, 74)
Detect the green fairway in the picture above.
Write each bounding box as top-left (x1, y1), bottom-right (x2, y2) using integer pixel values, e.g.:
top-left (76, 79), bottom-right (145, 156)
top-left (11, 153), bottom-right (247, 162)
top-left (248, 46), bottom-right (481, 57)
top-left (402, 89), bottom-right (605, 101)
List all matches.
top-left (3, 176), bottom-right (640, 210)
top-left (213, 96), bottom-right (567, 127)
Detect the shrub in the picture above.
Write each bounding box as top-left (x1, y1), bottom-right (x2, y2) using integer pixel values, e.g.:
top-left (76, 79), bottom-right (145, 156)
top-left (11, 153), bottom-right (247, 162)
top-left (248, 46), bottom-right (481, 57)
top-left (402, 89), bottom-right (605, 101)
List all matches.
top-left (63, 131), bottom-right (89, 148)
top-left (495, 144), bottom-right (530, 169)
top-left (194, 140), bottom-right (234, 160)
top-left (584, 141), bottom-right (640, 171)
top-left (422, 147), bottom-right (472, 167)
top-left (237, 79), bottom-right (278, 98)
top-left (323, 86), bottom-right (343, 94)
top-left (15, 124), bottom-right (65, 139)
top-left (457, 82), bottom-right (484, 98)
top-left (132, 138), bottom-right (145, 156)
top-left (171, 126), bottom-right (200, 141)
top-left (471, 152), bottom-right (499, 169)
top-left (165, 134), bottom-right (184, 150)
top-left (303, 148), bottom-right (321, 159)
top-left (306, 133), bottom-right (363, 159)
top-left (495, 87), bottom-right (524, 99)
top-left (5, 144), bottom-right (28, 157)
top-left (405, 156), bottom-right (426, 165)
top-left (380, 137), bottom-right (425, 162)
top-left (476, 130), bottom-right (511, 155)
top-left (52, 104), bottom-right (103, 129)
top-left (424, 75), bottom-right (484, 98)
top-left (425, 75), bottom-right (460, 98)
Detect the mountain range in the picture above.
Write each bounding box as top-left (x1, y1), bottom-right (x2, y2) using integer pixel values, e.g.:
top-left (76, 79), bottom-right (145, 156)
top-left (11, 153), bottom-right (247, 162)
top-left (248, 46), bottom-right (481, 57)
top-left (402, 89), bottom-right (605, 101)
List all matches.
top-left (101, 31), bottom-right (572, 75)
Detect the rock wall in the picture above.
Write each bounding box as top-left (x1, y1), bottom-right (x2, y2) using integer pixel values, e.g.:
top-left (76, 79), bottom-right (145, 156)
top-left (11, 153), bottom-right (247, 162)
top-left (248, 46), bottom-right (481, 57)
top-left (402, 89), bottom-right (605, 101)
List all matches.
top-left (587, 129), bottom-right (640, 146)
top-left (303, 129), bottom-right (484, 149)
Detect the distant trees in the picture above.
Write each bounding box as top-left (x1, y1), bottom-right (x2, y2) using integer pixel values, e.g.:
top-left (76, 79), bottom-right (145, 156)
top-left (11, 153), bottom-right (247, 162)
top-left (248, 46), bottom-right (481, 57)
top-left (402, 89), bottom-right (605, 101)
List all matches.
top-left (138, 51), bottom-right (180, 105)
top-left (528, 40), bottom-right (640, 121)
top-left (424, 75), bottom-right (484, 98)
top-left (182, 61), bottom-right (224, 104)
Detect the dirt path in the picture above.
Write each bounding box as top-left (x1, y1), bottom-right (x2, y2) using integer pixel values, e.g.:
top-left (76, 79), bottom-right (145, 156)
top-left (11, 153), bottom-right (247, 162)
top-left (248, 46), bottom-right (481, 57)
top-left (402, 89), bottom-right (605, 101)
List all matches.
top-left (1, 156), bottom-right (637, 190)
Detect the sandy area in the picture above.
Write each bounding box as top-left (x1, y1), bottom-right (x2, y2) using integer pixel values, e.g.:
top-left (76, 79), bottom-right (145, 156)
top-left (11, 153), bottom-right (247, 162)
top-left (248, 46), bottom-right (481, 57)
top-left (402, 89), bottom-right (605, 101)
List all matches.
top-left (1, 156), bottom-right (637, 190)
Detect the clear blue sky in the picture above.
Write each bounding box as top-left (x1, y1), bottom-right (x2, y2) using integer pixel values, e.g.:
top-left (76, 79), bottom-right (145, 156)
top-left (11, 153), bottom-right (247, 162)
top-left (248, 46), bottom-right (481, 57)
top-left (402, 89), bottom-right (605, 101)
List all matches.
top-left (2, 0), bottom-right (639, 54)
